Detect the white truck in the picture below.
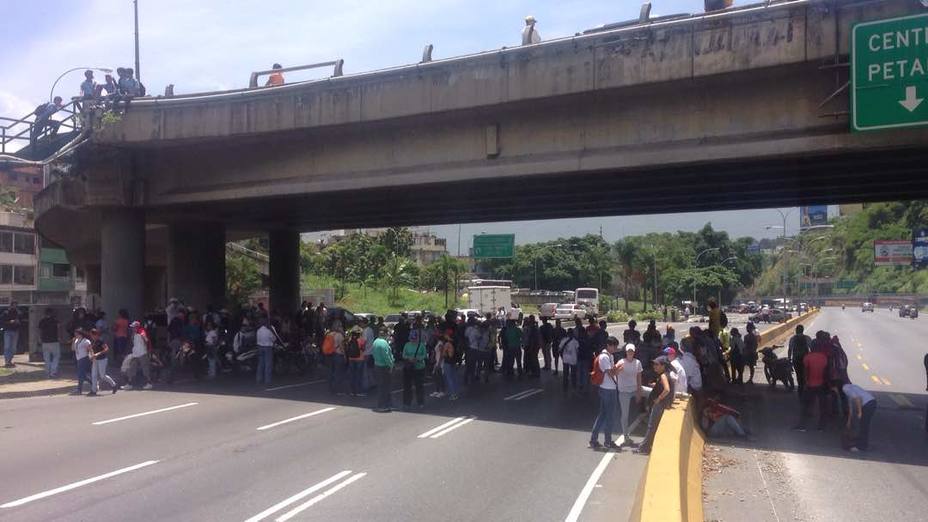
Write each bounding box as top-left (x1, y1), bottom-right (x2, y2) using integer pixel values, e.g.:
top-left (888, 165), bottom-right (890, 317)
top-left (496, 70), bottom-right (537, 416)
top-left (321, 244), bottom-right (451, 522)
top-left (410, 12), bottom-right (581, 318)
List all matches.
top-left (468, 286), bottom-right (512, 316)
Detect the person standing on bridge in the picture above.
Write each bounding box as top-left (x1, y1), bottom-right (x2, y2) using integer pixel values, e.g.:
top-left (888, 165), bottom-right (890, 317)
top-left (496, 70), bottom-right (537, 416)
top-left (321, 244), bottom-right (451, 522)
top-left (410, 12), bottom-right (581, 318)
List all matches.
top-left (521, 15), bottom-right (541, 45)
top-left (589, 337), bottom-right (622, 451)
top-left (788, 325), bottom-right (812, 393)
top-left (266, 63), bottom-right (285, 87)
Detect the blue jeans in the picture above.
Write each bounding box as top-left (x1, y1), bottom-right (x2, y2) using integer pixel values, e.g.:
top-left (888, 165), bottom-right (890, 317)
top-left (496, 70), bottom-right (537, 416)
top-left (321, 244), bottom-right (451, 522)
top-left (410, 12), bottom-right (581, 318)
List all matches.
top-left (577, 359), bottom-right (591, 389)
top-left (256, 345), bottom-right (273, 385)
top-left (329, 354), bottom-right (346, 393)
top-left (591, 386), bottom-right (618, 444)
top-left (443, 361), bottom-right (459, 395)
top-left (349, 360), bottom-right (365, 395)
top-left (42, 342), bottom-right (60, 377)
top-left (3, 330), bottom-right (19, 364)
top-left (76, 357), bottom-right (91, 393)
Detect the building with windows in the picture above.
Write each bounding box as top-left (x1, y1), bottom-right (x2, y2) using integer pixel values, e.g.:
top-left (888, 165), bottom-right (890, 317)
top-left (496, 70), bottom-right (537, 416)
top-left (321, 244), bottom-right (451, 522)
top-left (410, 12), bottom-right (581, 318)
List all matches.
top-left (410, 231), bottom-right (448, 266)
top-left (0, 165), bottom-right (83, 307)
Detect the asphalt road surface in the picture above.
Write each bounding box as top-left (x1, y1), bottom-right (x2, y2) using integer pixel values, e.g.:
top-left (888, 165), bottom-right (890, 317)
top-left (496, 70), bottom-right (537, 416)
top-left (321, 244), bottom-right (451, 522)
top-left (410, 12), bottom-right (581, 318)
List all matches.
top-left (0, 361), bottom-right (648, 522)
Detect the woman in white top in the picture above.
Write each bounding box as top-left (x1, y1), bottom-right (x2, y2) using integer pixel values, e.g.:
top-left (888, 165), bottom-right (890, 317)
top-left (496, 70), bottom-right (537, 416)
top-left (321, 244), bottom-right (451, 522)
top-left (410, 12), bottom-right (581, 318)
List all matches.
top-left (559, 329), bottom-right (579, 392)
top-left (616, 344), bottom-right (643, 445)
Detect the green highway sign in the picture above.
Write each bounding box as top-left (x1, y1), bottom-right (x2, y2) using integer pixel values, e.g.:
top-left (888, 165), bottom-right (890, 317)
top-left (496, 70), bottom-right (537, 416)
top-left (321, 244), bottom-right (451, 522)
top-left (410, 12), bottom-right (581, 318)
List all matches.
top-left (852, 13), bottom-right (928, 131)
top-left (473, 234), bottom-right (515, 259)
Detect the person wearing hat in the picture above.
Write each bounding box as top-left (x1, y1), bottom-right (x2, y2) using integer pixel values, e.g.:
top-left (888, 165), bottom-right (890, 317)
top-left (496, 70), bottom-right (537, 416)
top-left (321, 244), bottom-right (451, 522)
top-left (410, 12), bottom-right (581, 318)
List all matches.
top-left (636, 356), bottom-right (673, 455)
top-left (266, 63), bottom-right (285, 87)
top-left (521, 15), bottom-right (541, 45)
top-left (663, 347), bottom-right (688, 396)
top-left (71, 327), bottom-right (93, 395)
top-left (372, 326), bottom-right (395, 412)
top-left (123, 321), bottom-right (153, 390)
top-left (616, 343), bottom-right (643, 446)
top-left (89, 328), bottom-right (118, 395)
top-left (590, 336), bottom-right (623, 451)
top-left (346, 326), bottom-right (367, 397)
top-left (401, 329), bottom-right (428, 409)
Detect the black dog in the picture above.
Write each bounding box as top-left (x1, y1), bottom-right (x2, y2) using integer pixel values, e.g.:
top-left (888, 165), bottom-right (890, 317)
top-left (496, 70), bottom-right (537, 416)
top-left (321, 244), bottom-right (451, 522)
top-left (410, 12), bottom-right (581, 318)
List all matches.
top-left (761, 347), bottom-right (794, 391)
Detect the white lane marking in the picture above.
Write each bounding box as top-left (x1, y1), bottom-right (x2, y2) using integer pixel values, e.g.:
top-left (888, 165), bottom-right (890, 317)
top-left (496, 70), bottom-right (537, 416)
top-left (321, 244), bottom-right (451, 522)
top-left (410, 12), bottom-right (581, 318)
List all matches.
top-left (265, 379), bottom-right (326, 392)
top-left (511, 389), bottom-right (544, 401)
top-left (275, 472), bottom-right (366, 522)
top-left (243, 470), bottom-right (351, 522)
top-left (430, 416), bottom-right (476, 438)
top-left (504, 388), bottom-right (542, 401)
top-left (1, 460), bottom-right (159, 508)
top-left (417, 416), bottom-right (469, 438)
top-left (753, 450), bottom-right (783, 522)
top-left (91, 402), bottom-right (199, 426)
top-left (256, 407), bottom-right (336, 431)
top-left (564, 415), bottom-right (643, 522)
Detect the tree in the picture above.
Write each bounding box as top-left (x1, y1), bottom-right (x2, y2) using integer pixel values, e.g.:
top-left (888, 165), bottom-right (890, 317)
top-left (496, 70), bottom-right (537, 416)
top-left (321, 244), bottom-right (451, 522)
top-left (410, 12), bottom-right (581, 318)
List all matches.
top-left (426, 254), bottom-right (468, 308)
top-left (613, 239), bottom-right (638, 313)
top-left (226, 254), bottom-right (262, 307)
top-left (380, 227), bottom-right (413, 257)
top-left (381, 254), bottom-right (415, 305)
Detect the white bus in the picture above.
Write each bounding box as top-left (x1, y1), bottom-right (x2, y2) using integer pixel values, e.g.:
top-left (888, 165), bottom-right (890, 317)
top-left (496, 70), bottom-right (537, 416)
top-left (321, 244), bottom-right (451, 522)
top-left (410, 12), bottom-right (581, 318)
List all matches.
top-left (575, 288), bottom-right (600, 315)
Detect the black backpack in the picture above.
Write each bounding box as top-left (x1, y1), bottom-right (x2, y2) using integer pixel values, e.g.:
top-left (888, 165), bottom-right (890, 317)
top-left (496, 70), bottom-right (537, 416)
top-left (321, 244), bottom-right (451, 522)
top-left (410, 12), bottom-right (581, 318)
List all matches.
top-left (345, 337), bottom-right (361, 359)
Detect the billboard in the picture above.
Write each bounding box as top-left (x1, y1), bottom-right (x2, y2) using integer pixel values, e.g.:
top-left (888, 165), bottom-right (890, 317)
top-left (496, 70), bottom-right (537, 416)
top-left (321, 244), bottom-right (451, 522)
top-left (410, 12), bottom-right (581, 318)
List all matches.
top-left (913, 229), bottom-right (928, 269)
top-left (800, 205), bottom-right (828, 230)
top-left (874, 240), bottom-right (912, 266)
top-left (473, 234), bottom-right (515, 259)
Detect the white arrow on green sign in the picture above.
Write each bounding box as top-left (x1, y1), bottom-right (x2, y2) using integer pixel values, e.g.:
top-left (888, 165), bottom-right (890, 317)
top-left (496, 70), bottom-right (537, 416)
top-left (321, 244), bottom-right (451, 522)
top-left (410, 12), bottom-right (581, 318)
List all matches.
top-left (852, 13), bottom-right (928, 131)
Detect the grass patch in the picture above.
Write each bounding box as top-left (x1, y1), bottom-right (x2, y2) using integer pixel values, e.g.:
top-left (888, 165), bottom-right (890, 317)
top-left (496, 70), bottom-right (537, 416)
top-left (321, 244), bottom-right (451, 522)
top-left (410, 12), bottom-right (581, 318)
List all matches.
top-left (303, 274), bottom-right (464, 316)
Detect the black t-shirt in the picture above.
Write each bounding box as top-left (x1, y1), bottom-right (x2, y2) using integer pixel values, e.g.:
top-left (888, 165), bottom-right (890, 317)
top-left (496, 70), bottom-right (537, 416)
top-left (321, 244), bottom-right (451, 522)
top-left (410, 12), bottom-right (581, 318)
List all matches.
top-left (1, 308), bottom-right (21, 331)
top-left (540, 323), bottom-right (554, 343)
top-left (38, 317), bottom-right (59, 343)
top-left (91, 339), bottom-right (108, 360)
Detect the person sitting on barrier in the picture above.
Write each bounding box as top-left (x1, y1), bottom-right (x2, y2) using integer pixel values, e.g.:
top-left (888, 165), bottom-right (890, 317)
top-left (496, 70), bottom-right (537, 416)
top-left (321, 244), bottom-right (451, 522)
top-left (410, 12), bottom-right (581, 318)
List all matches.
top-left (636, 356), bottom-right (673, 455)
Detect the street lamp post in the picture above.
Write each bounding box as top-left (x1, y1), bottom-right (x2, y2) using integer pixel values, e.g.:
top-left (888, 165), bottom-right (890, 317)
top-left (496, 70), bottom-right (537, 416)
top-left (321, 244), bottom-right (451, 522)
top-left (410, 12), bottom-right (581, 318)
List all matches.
top-left (693, 247), bottom-right (720, 306)
top-left (49, 67), bottom-right (113, 102)
top-left (715, 256), bottom-right (738, 304)
top-left (766, 207), bottom-right (794, 306)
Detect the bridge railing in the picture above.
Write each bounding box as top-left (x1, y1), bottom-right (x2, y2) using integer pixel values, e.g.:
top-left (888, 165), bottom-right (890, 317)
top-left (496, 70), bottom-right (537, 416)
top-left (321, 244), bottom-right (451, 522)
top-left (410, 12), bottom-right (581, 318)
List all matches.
top-left (0, 100), bottom-right (82, 155)
top-left (248, 59), bottom-right (344, 88)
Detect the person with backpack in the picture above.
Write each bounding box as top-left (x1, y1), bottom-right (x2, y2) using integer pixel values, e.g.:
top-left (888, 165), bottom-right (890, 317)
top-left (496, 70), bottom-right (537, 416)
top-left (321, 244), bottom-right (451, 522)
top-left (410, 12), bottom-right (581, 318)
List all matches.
top-left (346, 326), bottom-right (367, 397)
top-left (560, 328), bottom-right (579, 393)
top-left (372, 327), bottom-right (395, 412)
top-left (788, 325), bottom-right (812, 393)
top-left (590, 336), bottom-right (623, 450)
top-left (402, 329), bottom-right (428, 409)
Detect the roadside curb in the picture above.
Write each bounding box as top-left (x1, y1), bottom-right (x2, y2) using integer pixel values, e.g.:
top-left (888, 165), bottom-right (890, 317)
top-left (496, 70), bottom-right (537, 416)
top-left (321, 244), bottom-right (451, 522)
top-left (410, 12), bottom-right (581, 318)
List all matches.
top-left (0, 383), bottom-right (76, 399)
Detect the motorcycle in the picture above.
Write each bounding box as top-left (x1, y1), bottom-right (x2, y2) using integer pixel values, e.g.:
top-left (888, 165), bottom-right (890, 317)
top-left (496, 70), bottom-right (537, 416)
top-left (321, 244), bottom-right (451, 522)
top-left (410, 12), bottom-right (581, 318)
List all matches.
top-left (273, 338), bottom-right (318, 376)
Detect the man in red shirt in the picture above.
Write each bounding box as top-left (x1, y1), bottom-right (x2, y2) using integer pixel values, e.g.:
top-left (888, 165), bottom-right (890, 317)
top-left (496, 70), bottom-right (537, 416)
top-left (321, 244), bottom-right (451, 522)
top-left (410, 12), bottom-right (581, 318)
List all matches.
top-left (793, 342), bottom-right (829, 432)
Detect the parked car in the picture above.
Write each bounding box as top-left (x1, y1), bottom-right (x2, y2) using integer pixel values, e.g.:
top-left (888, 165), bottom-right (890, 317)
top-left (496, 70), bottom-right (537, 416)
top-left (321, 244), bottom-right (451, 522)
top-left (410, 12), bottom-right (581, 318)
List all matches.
top-left (383, 314), bottom-right (403, 329)
top-left (355, 313), bottom-right (377, 323)
top-left (326, 307), bottom-right (357, 328)
top-left (861, 302), bottom-right (874, 312)
top-left (539, 303), bottom-right (559, 320)
top-left (456, 308), bottom-right (482, 321)
top-left (749, 308), bottom-right (792, 324)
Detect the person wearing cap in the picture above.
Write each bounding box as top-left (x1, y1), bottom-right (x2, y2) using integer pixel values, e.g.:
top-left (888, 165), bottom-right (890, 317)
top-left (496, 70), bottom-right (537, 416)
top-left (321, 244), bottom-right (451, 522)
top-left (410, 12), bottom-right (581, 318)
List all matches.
top-left (616, 343), bottom-right (643, 446)
top-left (89, 328), bottom-right (118, 395)
top-left (372, 327), bottom-right (396, 412)
top-left (71, 328), bottom-right (93, 395)
top-left (663, 347), bottom-right (688, 396)
top-left (636, 356), bottom-right (673, 455)
top-left (521, 15), bottom-right (541, 45)
top-left (123, 321), bottom-right (153, 390)
top-left (590, 336), bottom-right (623, 451)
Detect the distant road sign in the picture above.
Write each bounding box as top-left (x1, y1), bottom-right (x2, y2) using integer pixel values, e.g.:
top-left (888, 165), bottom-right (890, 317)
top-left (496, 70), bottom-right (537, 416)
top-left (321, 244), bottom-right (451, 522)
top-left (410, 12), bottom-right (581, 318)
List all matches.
top-left (874, 240), bottom-right (913, 266)
top-left (852, 13), bottom-right (928, 131)
top-left (473, 234), bottom-right (515, 259)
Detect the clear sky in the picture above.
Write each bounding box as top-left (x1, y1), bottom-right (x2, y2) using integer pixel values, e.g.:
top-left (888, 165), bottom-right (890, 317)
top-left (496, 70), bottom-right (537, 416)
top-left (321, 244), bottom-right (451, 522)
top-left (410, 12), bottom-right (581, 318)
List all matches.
top-left (3, 0), bottom-right (820, 246)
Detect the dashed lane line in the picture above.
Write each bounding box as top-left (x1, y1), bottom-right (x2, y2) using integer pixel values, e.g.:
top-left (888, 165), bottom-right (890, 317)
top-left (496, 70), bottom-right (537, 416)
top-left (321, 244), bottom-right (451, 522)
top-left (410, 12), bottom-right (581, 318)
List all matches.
top-left (862, 363), bottom-right (870, 371)
top-left (265, 379), bottom-right (326, 392)
top-left (504, 388), bottom-right (544, 401)
top-left (889, 394), bottom-right (914, 408)
top-left (880, 377), bottom-right (892, 386)
top-left (1, 460), bottom-right (159, 508)
top-left (870, 375), bottom-right (881, 384)
top-left (91, 402), bottom-right (199, 426)
top-left (256, 407), bottom-right (336, 431)
top-left (417, 416), bottom-right (477, 439)
top-left (244, 470), bottom-right (351, 522)
top-left (275, 472), bottom-right (366, 522)
top-left (856, 354), bottom-right (863, 361)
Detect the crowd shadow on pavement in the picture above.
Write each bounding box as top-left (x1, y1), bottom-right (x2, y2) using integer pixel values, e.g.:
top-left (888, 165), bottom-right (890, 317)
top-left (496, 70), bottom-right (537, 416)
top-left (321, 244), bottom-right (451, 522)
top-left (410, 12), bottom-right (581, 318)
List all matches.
top-left (706, 381), bottom-right (928, 467)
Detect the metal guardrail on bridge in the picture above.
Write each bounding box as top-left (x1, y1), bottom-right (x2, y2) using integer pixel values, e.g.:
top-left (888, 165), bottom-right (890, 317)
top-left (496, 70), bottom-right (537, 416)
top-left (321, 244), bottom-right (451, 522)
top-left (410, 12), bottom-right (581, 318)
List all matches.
top-left (0, 100), bottom-right (83, 156)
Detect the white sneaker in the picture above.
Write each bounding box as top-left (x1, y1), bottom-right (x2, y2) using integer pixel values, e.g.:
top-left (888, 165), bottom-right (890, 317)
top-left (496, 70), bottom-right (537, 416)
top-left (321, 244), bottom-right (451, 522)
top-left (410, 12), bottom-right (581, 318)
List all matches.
top-left (142, 383), bottom-right (153, 390)
top-left (123, 385), bottom-right (134, 391)
top-left (435, 392), bottom-right (446, 398)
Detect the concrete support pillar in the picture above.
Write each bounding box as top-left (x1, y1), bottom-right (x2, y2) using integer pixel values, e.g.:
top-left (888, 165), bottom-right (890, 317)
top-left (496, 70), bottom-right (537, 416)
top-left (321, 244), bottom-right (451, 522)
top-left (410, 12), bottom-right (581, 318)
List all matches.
top-left (101, 208), bottom-right (145, 322)
top-left (269, 230), bottom-right (300, 315)
top-left (167, 225), bottom-right (226, 311)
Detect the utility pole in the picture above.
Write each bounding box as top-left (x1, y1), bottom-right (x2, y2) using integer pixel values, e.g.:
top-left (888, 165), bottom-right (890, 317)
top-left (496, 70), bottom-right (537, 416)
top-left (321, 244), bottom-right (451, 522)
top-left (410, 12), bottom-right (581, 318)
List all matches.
top-left (134, 0), bottom-right (141, 82)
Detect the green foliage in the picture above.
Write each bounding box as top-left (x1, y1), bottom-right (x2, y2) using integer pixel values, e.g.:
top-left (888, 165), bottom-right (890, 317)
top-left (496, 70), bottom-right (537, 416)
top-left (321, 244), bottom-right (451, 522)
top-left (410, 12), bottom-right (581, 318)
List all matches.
top-left (419, 255), bottom-right (469, 308)
top-left (301, 228), bottom-right (415, 287)
top-left (303, 274), bottom-right (463, 316)
top-left (606, 310), bottom-right (630, 323)
top-left (226, 254), bottom-right (262, 306)
top-left (480, 235), bottom-right (614, 290)
top-left (380, 255), bottom-right (417, 305)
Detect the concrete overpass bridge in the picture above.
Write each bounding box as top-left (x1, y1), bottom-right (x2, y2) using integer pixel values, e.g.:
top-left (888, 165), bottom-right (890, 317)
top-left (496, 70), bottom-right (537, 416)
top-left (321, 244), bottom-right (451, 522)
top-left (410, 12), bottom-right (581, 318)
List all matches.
top-left (32, 0), bottom-right (928, 320)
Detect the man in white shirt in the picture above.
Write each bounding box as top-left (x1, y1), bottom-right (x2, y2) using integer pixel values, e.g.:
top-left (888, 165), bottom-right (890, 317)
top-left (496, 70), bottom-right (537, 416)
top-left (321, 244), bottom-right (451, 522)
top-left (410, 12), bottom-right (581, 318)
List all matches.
top-left (616, 344), bottom-right (643, 446)
top-left (590, 337), bottom-right (622, 450)
top-left (521, 15), bottom-right (541, 45)
top-left (72, 328), bottom-right (92, 395)
top-left (123, 321), bottom-right (153, 390)
top-left (362, 318), bottom-right (377, 391)
top-left (256, 320), bottom-right (277, 386)
top-left (663, 347), bottom-right (688, 396)
top-left (842, 383), bottom-right (877, 452)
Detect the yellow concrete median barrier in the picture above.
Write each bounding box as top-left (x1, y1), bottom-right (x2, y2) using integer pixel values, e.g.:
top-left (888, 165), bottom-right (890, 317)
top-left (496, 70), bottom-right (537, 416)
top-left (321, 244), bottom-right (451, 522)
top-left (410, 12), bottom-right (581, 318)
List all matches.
top-left (759, 309), bottom-right (820, 346)
top-left (630, 397), bottom-right (703, 522)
